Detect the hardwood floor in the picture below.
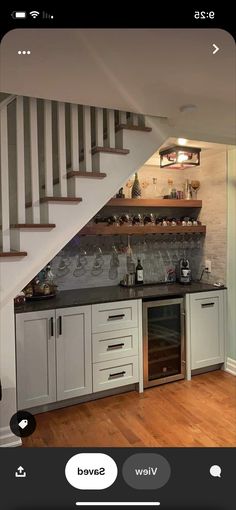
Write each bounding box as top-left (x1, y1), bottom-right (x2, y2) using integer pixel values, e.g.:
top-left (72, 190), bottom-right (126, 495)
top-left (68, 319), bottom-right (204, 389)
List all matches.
top-left (23, 371), bottom-right (236, 448)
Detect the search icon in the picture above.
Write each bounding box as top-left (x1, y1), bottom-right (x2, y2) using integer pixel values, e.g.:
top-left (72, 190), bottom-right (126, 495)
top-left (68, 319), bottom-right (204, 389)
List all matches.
top-left (210, 465), bottom-right (222, 478)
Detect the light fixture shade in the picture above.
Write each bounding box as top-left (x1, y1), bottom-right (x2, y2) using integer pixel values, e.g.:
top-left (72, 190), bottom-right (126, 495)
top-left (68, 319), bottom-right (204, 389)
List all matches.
top-left (159, 145), bottom-right (201, 169)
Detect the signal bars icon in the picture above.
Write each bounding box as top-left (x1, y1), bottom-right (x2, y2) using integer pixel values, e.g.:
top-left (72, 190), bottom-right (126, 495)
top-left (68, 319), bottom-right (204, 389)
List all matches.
top-left (43, 11), bottom-right (54, 19)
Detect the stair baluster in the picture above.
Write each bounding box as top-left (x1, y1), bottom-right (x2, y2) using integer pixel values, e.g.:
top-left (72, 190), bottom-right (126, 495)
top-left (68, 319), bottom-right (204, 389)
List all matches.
top-left (16, 96), bottom-right (26, 223)
top-left (95, 107), bottom-right (103, 148)
top-left (57, 102), bottom-right (67, 197)
top-left (29, 98), bottom-right (40, 222)
top-left (70, 104), bottom-right (79, 172)
top-left (44, 100), bottom-right (53, 197)
top-left (0, 104), bottom-right (10, 251)
top-left (106, 109), bottom-right (115, 148)
top-left (83, 105), bottom-right (92, 172)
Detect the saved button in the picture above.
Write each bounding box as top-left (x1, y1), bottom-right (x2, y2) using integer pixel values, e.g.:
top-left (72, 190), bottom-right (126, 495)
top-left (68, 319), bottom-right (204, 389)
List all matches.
top-left (65, 453), bottom-right (118, 490)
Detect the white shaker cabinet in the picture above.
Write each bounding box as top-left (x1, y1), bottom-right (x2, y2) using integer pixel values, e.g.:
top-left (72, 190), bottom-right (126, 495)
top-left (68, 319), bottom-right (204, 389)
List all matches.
top-left (186, 290), bottom-right (226, 374)
top-left (16, 306), bottom-right (92, 410)
top-left (56, 306), bottom-right (92, 401)
top-left (16, 310), bottom-right (56, 409)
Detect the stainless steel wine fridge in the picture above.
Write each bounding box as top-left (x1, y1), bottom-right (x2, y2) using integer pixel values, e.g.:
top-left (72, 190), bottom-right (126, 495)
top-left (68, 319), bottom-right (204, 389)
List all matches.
top-left (143, 298), bottom-right (186, 387)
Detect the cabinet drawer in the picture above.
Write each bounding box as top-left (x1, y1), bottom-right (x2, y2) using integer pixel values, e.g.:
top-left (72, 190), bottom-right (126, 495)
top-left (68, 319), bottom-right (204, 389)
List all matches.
top-left (93, 328), bottom-right (138, 363)
top-left (93, 356), bottom-right (139, 392)
top-left (92, 300), bottom-right (138, 333)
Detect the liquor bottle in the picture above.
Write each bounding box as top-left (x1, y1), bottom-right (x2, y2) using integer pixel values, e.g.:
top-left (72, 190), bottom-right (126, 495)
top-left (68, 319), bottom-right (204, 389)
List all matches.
top-left (135, 259), bottom-right (144, 284)
top-left (131, 172), bottom-right (141, 198)
top-left (167, 178), bottom-right (173, 198)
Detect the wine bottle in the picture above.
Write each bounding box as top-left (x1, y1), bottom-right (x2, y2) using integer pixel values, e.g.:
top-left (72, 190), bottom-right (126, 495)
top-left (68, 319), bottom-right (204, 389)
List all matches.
top-left (135, 258), bottom-right (144, 284)
top-left (131, 172), bottom-right (141, 198)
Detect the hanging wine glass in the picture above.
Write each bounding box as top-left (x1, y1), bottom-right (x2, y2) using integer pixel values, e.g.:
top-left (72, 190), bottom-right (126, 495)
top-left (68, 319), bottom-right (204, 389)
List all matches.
top-left (91, 245), bottom-right (104, 276)
top-left (73, 255), bottom-right (87, 277)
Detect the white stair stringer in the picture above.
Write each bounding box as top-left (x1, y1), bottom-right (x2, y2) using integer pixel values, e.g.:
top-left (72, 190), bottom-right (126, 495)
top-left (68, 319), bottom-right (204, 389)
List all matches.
top-left (0, 116), bottom-right (168, 309)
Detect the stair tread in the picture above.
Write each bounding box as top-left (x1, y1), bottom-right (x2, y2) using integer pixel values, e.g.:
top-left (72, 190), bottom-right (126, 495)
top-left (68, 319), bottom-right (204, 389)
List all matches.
top-left (116, 124), bottom-right (152, 132)
top-left (91, 146), bottom-right (130, 155)
top-left (40, 196), bottom-right (82, 204)
top-left (0, 250), bottom-right (27, 257)
top-left (26, 197), bottom-right (82, 207)
top-left (43, 171), bottom-right (107, 188)
top-left (66, 171), bottom-right (107, 179)
top-left (11, 223), bottom-right (56, 229)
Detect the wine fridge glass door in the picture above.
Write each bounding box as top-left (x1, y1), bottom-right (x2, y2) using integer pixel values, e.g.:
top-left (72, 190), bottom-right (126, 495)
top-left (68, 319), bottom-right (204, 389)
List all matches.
top-left (143, 298), bottom-right (185, 388)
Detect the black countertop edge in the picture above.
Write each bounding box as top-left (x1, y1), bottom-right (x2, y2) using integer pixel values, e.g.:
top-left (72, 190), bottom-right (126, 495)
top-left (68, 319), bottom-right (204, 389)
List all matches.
top-left (15, 282), bottom-right (226, 314)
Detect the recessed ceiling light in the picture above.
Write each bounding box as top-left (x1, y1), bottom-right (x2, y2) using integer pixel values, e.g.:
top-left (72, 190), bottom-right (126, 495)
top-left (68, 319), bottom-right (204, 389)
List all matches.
top-left (179, 104), bottom-right (197, 113)
top-left (178, 138), bottom-right (187, 145)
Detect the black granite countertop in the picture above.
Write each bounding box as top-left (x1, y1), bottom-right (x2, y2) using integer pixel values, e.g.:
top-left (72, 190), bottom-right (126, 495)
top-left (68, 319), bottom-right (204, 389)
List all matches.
top-left (15, 282), bottom-right (226, 314)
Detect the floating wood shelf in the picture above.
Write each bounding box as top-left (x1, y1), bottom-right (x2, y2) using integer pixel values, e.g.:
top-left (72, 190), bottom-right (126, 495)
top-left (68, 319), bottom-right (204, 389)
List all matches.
top-left (80, 224), bottom-right (206, 236)
top-left (107, 198), bottom-right (202, 208)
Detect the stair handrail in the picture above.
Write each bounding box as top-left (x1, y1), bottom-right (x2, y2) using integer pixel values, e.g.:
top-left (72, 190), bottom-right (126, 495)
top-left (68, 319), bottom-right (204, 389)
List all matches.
top-left (0, 94), bottom-right (17, 110)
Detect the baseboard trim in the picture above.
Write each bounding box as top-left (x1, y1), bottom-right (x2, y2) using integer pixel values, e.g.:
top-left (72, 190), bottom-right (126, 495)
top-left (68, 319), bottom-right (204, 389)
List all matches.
top-left (224, 357), bottom-right (236, 376)
top-left (0, 426), bottom-right (22, 448)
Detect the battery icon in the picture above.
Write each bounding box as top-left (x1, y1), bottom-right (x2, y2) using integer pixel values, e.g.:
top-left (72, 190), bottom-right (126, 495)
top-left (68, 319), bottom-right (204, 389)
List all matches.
top-left (11, 11), bottom-right (27, 19)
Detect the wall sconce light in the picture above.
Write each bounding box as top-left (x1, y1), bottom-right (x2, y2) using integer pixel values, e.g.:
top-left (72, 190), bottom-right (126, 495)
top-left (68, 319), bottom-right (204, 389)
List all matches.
top-left (159, 145), bottom-right (201, 169)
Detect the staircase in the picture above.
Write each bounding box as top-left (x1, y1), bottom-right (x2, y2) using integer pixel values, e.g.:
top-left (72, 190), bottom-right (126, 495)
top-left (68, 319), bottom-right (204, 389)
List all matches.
top-left (0, 95), bottom-right (168, 308)
top-left (0, 94), bottom-right (170, 446)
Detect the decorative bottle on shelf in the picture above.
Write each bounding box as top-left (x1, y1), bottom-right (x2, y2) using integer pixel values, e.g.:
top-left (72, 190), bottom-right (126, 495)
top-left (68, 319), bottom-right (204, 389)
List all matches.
top-left (152, 177), bottom-right (158, 197)
top-left (184, 179), bottom-right (192, 200)
top-left (135, 258), bottom-right (144, 284)
top-left (131, 172), bottom-right (141, 199)
top-left (167, 179), bottom-right (173, 198)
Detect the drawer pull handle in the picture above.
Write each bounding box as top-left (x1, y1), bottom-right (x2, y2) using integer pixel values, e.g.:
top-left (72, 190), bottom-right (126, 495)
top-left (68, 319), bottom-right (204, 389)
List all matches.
top-left (107, 343), bottom-right (125, 350)
top-left (108, 314), bottom-right (125, 321)
top-left (201, 302), bottom-right (215, 308)
top-left (109, 371), bottom-right (126, 379)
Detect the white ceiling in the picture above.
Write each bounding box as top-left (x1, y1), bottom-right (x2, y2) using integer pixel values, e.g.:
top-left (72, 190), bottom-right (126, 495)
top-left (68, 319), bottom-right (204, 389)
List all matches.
top-left (1, 29), bottom-right (235, 143)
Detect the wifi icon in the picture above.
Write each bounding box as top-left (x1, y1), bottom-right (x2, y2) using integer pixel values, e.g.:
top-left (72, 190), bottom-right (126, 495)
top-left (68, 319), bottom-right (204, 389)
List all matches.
top-left (29, 10), bottom-right (40, 18)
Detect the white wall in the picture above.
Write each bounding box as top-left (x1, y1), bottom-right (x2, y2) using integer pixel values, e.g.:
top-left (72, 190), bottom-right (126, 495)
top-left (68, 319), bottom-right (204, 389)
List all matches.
top-left (227, 147), bottom-right (236, 361)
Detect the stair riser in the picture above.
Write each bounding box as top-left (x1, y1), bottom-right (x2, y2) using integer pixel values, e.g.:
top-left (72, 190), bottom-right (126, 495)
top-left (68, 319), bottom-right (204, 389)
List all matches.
top-left (10, 230), bottom-right (20, 251)
top-left (10, 228), bottom-right (55, 251)
top-left (115, 130), bottom-right (123, 147)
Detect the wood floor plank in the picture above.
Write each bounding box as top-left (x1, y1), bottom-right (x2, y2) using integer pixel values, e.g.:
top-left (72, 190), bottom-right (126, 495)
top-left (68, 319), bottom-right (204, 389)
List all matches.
top-left (22, 371), bottom-right (236, 448)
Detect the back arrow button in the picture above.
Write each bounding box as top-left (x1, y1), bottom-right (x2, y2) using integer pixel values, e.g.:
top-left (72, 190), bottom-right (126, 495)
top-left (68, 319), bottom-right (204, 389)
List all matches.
top-left (212, 44), bottom-right (219, 55)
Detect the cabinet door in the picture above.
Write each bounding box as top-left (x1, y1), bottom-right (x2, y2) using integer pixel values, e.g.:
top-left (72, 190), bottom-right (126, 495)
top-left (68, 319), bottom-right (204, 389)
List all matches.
top-left (56, 306), bottom-right (92, 401)
top-left (16, 311), bottom-right (56, 410)
top-left (190, 291), bottom-right (225, 369)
